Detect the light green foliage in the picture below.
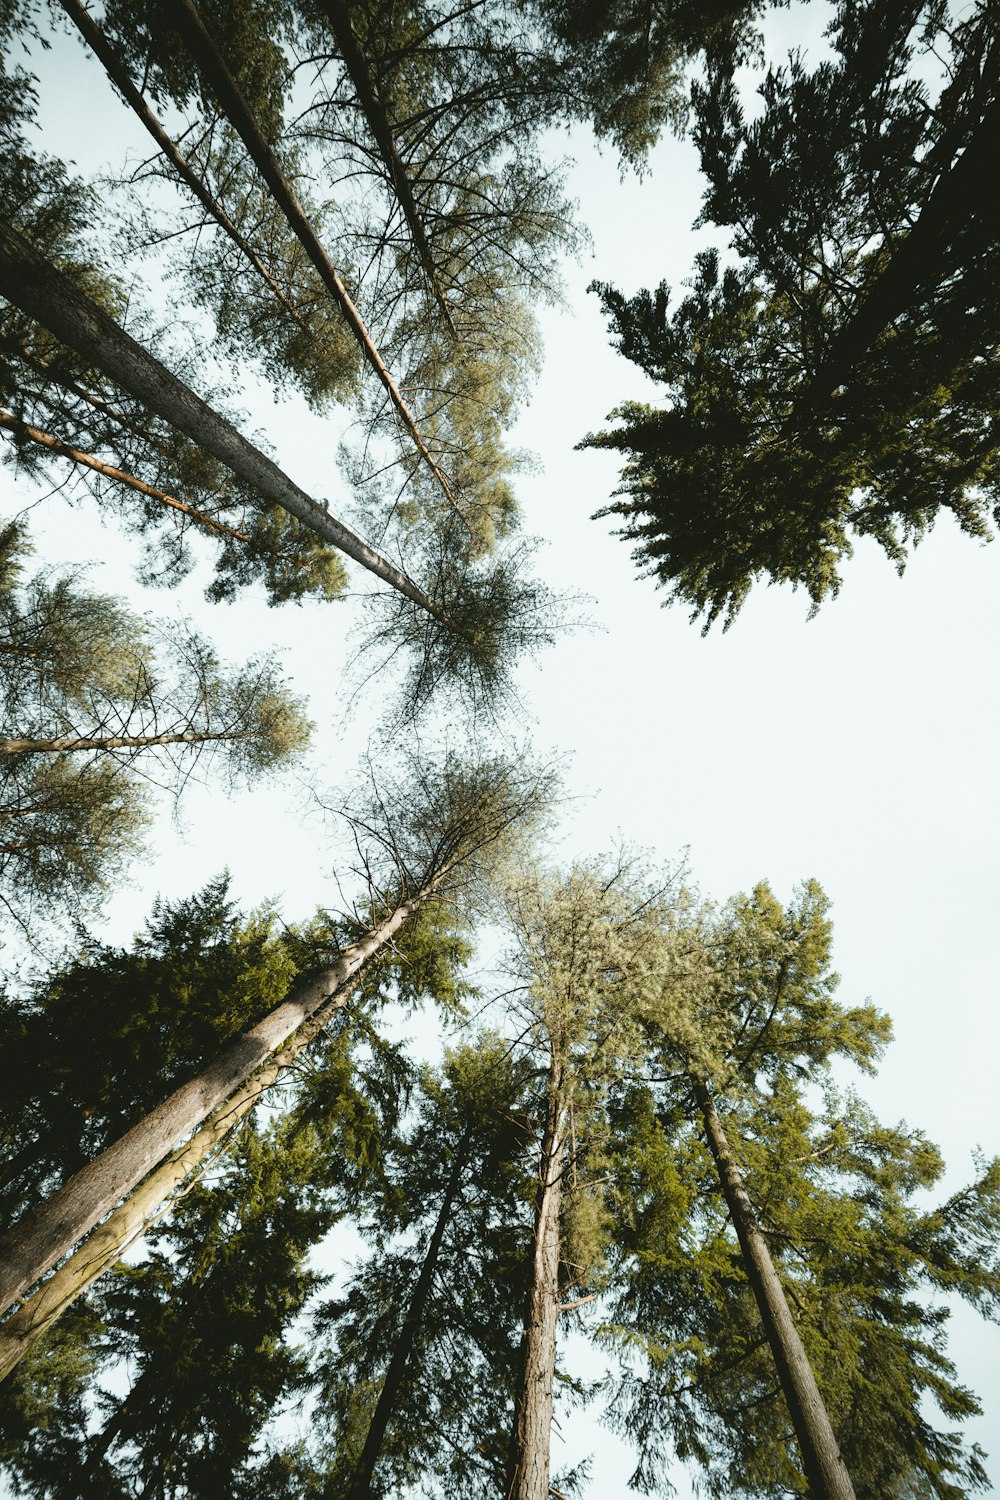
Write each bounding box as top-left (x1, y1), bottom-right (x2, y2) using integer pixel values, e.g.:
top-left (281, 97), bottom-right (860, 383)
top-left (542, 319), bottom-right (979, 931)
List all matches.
top-left (336, 747), bottom-right (559, 917)
top-left (501, 859), bottom-right (694, 1306)
top-left (600, 880), bottom-right (998, 1499)
top-left (0, 527), bottom-right (310, 934)
top-left (357, 533), bottom-right (568, 726)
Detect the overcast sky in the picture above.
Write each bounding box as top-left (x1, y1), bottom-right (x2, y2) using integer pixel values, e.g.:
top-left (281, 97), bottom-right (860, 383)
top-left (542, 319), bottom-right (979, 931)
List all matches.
top-left (3, 3), bottom-right (998, 1491)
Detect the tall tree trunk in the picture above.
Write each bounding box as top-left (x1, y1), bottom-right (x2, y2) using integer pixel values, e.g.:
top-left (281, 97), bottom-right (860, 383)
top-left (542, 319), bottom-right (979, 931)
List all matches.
top-left (0, 730), bottom-right (247, 755)
top-left (168, 0), bottom-right (470, 533)
top-left (0, 978), bottom-right (359, 1384)
top-left (694, 1079), bottom-right (857, 1500)
top-left (0, 875), bottom-right (445, 1319)
top-left (0, 407), bottom-right (261, 547)
top-left (56, 0), bottom-right (318, 349)
top-left (0, 225), bottom-right (445, 620)
top-left (801, 89), bottom-right (1000, 412)
top-left (508, 1057), bottom-right (565, 1500)
top-left (318, 0), bottom-right (458, 337)
top-left (345, 1127), bottom-right (471, 1500)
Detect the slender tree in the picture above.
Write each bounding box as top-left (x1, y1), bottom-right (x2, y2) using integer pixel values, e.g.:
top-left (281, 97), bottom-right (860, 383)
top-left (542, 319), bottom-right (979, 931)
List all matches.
top-left (501, 860), bottom-right (689, 1500)
top-left (603, 881), bottom-right (1000, 1499)
top-left (0, 525), bottom-right (310, 935)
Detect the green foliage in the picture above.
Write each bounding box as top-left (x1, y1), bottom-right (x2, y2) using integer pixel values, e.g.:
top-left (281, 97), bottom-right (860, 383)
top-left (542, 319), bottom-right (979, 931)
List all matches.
top-left (357, 534), bottom-right (570, 726)
top-left (600, 881), bottom-right (997, 1498)
top-left (0, 532), bottom-right (310, 934)
top-left (528, 0), bottom-right (765, 166)
top-left (307, 1035), bottom-right (538, 1497)
top-left (586, 1), bottom-right (1000, 625)
top-left (0, 877), bottom-right (297, 1217)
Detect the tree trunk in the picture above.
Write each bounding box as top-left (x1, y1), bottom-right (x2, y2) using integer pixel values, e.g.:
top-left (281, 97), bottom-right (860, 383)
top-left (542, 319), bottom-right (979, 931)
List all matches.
top-left (0, 978), bottom-right (359, 1383)
top-left (169, 0), bottom-right (469, 533)
top-left (318, 0), bottom-right (458, 337)
top-left (0, 730), bottom-right (247, 755)
top-left (508, 1058), bottom-right (565, 1500)
top-left (345, 1127), bottom-right (471, 1500)
top-left (694, 1079), bottom-right (856, 1500)
top-left (56, 0), bottom-right (319, 350)
top-left (802, 89), bottom-right (1000, 412)
top-left (0, 877), bottom-right (442, 1319)
top-left (0, 407), bottom-right (260, 546)
top-left (0, 225), bottom-right (445, 620)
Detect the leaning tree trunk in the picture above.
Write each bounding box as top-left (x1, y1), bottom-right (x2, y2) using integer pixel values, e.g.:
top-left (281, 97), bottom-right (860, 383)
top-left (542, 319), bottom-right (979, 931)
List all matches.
top-left (57, 0), bottom-right (319, 349)
top-left (345, 1127), bottom-right (471, 1500)
top-left (0, 730), bottom-right (248, 755)
top-left (168, 0), bottom-right (469, 532)
top-left (0, 978), bottom-right (359, 1384)
top-left (318, 0), bottom-right (458, 337)
top-left (694, 1079), bottom-right (857, 1500)
top-left (0, 874), bottom-right (445, 1320)
top-left (0, 407), bottom-right (261, 547)
top-left (0, 225), bottom-right (445, 620)
top-left (801, 89), bottom-right (1000, 413)
top-left (508, 1055), bottom-right (566, 1500)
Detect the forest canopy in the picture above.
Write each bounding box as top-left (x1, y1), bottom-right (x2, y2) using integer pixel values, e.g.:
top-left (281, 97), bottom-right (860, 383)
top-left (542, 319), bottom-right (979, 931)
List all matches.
top-left (0, 1), bottom-right (997, 1497)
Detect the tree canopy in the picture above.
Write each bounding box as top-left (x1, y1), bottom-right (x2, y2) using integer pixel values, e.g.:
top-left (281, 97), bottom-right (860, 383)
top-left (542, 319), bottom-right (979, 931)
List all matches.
top-left (1, 0), bottom-right (998, 1494)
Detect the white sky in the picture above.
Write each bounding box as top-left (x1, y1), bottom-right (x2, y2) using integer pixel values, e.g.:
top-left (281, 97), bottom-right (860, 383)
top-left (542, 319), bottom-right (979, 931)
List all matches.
top-left (2, 3), bottom-right (998, 1493)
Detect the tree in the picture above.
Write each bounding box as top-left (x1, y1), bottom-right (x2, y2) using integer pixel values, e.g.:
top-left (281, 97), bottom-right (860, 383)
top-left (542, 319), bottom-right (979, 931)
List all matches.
top-left (0, 993), bottom-right (420, 1495)
top-left (499, 859), bottom-right (689, 1500)
top-left (0, 748), bottom-right (554, 1347)
top-left (0, 524), bottom-right (310, 936)
top-left (307, 1037), bottom-right (536, 1499)
top-left (602, 881), bottom-right (1000, 1498)
top-left (585, 0), bottom-right (1000, 626)
top-left (0, 57), bottom-right (349, 606)
top-left (0, 219), bottom-right (444, 613)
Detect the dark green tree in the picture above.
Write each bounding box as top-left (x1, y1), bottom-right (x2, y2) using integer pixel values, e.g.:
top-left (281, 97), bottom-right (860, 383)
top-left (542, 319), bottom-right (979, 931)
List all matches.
top-left (585, 0), bottom-right (1000, 626)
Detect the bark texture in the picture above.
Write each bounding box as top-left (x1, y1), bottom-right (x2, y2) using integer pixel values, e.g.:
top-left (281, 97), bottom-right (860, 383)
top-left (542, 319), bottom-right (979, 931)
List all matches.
top-left (508, 1059), bottom-right (565, 1500)
top-left (0, 884), bottom-right (437, 1318)
top-left (695, 1079), bottom-right (857, 1500)
top-left (0, 224), bottom-right (443, 617)
top-left (0, 731), bottom-right (246, 755)
top-left (0, 980), bottom-right (358, 1383)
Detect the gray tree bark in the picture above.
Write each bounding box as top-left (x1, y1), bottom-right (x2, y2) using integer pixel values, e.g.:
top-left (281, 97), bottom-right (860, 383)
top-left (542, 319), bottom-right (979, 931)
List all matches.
top-left (0, 979), bottom-right (359, 1383)
top-left (508, 1055), bottom-right (565, 1500)
top-left (695, 1079), bottom-right (857, 1500)
top-left (0, 731), bottom-right (245, 755)
top-left (0, 225), bottom-right (444, 619)
top-left (0, 880), bottom-right (440, 1320)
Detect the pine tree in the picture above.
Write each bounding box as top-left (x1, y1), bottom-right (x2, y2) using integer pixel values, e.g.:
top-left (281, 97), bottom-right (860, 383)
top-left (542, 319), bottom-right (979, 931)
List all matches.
top-left (603, 881), bottom-right (1000, 1498)
top-left (0, 524), bottom-right (310, 936)
top-left (585, 1), bottom-right (1000, 626)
